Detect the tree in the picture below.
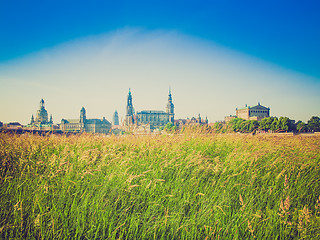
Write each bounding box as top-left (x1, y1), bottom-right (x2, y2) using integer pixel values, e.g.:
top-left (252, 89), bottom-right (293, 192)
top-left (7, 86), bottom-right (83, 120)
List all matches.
top-left (278, 117), bottom-right (292, 132)
top-left (270, 117), bottom-right (279, 132)
top-left (238, 120), bottom-right (258, 133)
top-left (240, 121), bottom-right (251, 133)
top-left (259, 117), bottom-right (274, 131)
top-left (295, 121), bottom-right (308, 133)
top-left (249, 120), bottom-right (259, 132)
top-left (164, 122), bottom-right (176, 133)
top-left (307, 116), bottom-right (320, 132)
top-left (228, 118), bottom-right (245, 132)
top-left (212, 122), bottom-right (224, 133)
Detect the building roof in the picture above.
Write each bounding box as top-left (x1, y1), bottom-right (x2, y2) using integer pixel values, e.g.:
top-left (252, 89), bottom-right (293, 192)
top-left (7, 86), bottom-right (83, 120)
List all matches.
top-left (61, 119), bottom-right (80, 124)
top-left (7, 122), bottom-right (22, 126)
top-left (137, 110), bottom-right (167, 114)
top-left (237, 103), bottom-right (269, 110)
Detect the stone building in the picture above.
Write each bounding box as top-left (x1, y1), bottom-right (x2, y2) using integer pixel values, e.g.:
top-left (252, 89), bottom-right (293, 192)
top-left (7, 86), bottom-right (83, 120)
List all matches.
top-left (236, 102), bottom-right (270, 121)
top-left (60, 107), bottom-right (111, 134)
top-left (124, 88), bottom-right (174, 129)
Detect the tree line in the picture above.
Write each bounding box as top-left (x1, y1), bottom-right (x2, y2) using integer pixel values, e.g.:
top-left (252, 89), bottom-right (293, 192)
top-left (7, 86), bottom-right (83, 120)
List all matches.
top-left (212, 116), bottom-right (320, 134)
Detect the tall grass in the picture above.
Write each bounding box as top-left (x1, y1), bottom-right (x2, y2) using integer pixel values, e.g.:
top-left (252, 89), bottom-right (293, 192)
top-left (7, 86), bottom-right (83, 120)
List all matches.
top-left (0, 133), bottom-right (319, 239)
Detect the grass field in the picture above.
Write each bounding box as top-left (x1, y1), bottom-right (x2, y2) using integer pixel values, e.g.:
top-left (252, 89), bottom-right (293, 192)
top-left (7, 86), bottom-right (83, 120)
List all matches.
top-left (0, 133), bottom-right (320, 239)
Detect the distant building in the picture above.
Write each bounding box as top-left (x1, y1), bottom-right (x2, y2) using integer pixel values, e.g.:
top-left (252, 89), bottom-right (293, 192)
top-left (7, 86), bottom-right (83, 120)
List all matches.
top-left (113, 110), bottom-right (119, 126)
top-left (0, 121), bottom-right (3, 128)
top-left (175, 114), bottom-right (208, 128)
top-left (224, 115), bottom-right (237, 122)
top-left (26, 99), bottom-right (55, 130)
top-left (236, 102), bottom-right (270, 121)
top-left (125, 89), bottom-right (135, 126)
top-left (31, 99), bottom-right (53, 125)
top-left (124, 88), bottom-right (175, 129)
top-left (60, 107), bottom-right (111, 134)
top-left (3, 122), bottom-right (23, 130)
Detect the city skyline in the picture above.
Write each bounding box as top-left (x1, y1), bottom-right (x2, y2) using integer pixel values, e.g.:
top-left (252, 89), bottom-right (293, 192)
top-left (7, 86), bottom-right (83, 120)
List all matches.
top-left (0, 1), bottom-right (319, 124)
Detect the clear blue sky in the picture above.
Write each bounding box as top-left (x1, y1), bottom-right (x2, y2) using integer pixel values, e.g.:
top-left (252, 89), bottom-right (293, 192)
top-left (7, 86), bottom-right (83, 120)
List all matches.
top-left (0, 0), bottom-right (319, 124)
top-left (1, 0), bottom-right (319, 78)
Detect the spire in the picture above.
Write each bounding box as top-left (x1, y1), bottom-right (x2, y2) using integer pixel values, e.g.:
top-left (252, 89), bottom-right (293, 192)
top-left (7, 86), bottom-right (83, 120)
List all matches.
top-left (40, 98), bottom-right (45, 109)
top-left (49, 114), bottom-right (53, 124)
top-left (125, 89), bottom-right (134, 125)
top-left (113, 110), bottom-right (119, 125)
top-left (166, 88), bottom-right (174, 123)
top-left (30, 114), bottom-right (34, 124)
top-left (198, 114), bottom-right (201, 122)
top-left (168, 87), bottom-right (172, 102)
top-left (127, 88), bottom-right (133, 116)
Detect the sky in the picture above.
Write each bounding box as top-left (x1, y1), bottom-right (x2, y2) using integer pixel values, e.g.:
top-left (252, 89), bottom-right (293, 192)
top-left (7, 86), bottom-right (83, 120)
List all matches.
top-left (0, 0), bottom-right (319, 124)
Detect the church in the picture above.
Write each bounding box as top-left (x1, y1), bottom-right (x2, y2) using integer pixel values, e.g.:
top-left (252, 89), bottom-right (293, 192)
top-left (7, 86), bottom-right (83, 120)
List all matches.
top-left (124, 88), bottom-right (174, 129)
top-left (29, 99), bottom-right (53, 126)
top-left (24, 99), bottom-right (59, 131)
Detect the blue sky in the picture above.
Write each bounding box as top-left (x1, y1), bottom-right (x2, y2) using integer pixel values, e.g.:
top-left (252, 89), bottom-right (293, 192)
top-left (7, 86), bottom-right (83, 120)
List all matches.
top-left (0, 0), bottom-right (319, 123)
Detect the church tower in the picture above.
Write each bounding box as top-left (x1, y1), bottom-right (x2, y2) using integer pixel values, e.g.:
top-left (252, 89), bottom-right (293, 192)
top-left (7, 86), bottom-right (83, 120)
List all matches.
top-left (166, 88), bottom-right (175, 123)
top-left (30, 115), bottom-right (34, 125)
top-left (113, 110), bottom-right (119, 125)
top-left (126, 89), bottom-right (134, 116)
top-left (125, 89), bottom-right (134, 125)
top-left (80, 107), bottom-right (86, 123)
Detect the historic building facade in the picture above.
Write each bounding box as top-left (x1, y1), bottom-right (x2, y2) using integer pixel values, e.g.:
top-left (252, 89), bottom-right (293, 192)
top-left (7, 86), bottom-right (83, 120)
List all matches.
top-left (29, 99), bottom-right (53, 125)
top-left (124, 88), bottom-right (175, 129)
top-left (236, 102), bottom-right (270, 121)
top-left (60, 107), bottom-right (111, 134)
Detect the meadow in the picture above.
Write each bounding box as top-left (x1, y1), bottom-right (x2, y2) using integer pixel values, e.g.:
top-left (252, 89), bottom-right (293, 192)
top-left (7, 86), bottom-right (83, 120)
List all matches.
top-left (0, 132), bottom-right (319, 239)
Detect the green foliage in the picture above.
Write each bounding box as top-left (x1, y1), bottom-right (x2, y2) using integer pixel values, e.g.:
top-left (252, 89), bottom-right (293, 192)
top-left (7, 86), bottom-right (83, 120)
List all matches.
top-left (295, 121), bottom-right (308, 133)
top-left (307, 116), bottom-right (320, 132)
top-left (1, 134), bottom-right (320, 239)
top-left (277, 117), bottom-right (293, 132)
top-left (164, 122), bottom-right (176, 133)
top-left (259, 117), bottom-right (275, 131)
top-left (228, 118), bottom-right (245, 132)
top-left (212, 122), bottom-right (224, 133)
top-left (239, 120), bottom-right (259, 133)
top-left (270, 117), bottom-right (279, 132)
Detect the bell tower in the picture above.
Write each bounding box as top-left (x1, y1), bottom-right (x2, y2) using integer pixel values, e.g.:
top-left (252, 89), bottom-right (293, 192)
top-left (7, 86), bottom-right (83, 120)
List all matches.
top-left (166, 87), bottom-right (175, 123)
top-left (113, 110), bottom-right (119, 125)
top-left (125, 89), bottom-right (134, 125)
top-left (80, 107), bottom-right (86, 123)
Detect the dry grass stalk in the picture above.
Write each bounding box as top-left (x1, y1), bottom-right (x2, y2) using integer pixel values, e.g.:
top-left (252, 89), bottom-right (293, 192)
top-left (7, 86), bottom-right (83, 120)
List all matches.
top-left (315, 195), bottom-right (320, 215)
top-left (239, 194), bottom-right (246, 211)
top-left (298, 206), bottom-right (311, 232)
top-left (247, 220), bottom-right (255, 238)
